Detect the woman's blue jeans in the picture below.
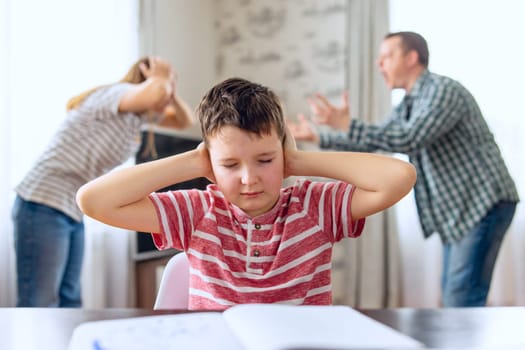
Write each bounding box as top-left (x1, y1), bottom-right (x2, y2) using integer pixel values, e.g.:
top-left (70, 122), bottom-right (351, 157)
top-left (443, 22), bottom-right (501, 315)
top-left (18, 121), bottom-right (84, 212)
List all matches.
top-left (12, 195), bottom-right (84, 307)
top-left (441, 200), bottom-right (517, 307)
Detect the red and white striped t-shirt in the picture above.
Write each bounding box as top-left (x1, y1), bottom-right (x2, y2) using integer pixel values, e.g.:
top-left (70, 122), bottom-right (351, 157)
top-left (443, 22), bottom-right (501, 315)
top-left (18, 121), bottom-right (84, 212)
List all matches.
top-left (149, 178), bottom-right (365, 310)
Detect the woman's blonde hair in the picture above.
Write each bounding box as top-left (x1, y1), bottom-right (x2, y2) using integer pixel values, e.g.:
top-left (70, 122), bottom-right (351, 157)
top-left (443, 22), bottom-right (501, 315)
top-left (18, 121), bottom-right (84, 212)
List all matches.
top-left (65, 56), bottom-right (150, 111)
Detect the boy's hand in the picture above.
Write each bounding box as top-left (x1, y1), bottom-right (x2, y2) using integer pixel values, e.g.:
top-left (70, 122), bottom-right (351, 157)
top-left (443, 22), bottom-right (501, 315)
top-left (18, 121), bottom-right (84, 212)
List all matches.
top-left (196, 142), bottom-right (216, 183)
top-left (283, 125), bottom-right (299, 178)
top-left (284, 124), bottom-right (297, 151)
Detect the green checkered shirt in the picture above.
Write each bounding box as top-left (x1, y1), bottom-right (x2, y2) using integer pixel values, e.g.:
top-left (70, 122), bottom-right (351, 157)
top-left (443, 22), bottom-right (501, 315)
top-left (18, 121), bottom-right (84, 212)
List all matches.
top-left (320, 70), bottom-right (519, 244)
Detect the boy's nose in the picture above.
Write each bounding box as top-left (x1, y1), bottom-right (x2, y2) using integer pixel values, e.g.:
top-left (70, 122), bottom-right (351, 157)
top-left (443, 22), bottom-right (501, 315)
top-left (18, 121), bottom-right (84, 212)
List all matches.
top-left (241, 167), bottom-right (257, 185)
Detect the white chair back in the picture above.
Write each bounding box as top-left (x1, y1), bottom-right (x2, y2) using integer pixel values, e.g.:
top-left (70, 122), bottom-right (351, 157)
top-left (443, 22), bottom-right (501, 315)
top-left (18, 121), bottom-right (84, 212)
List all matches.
top-left (153, 252), bottom-right (190, 309)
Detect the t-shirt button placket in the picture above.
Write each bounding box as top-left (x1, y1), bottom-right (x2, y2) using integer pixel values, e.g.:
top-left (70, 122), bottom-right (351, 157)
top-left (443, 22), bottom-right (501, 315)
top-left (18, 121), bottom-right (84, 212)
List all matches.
top-left (253, 223), bottom-right (261, 256)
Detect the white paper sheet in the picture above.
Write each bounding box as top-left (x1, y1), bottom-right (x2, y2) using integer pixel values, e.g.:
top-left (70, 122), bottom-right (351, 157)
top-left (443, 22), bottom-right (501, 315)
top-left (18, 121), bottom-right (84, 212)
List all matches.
top-left (68, 305), bottom-right (424, 350)
top-left (68, 312), bottom-right (243, 350)
top-left (224, 304), bottom-right (424, 350)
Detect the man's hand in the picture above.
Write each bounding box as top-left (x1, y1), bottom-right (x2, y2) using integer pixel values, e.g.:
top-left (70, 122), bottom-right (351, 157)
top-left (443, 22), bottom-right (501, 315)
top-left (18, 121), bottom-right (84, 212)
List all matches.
top-left (308, 91), bottom-right (351, 131)
top-left (287, 114), bottom-right (320, 144)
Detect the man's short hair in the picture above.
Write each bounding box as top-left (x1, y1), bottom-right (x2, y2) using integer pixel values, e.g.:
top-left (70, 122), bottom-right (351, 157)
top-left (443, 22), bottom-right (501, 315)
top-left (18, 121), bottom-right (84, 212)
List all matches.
top-left (386, 31), bottom-right (429, 68)
top-left (196, 77), bottom-right (285, 145)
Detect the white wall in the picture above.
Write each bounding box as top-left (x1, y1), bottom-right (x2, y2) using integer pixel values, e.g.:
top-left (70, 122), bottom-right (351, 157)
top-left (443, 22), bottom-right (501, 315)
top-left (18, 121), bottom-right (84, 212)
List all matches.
top-left (140, 0), bottom-right (348, 125)
top-left (139, 0), bottom-right (216, 139)
top-left (214, 0), bottom-right (347, 119)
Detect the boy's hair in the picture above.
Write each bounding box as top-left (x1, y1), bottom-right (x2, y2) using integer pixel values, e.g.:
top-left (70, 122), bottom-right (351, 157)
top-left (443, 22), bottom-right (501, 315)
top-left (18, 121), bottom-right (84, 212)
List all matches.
top-left (196, 77), bottom-right (286, 145)
top-left (385, 31), bottom-right (429, 68)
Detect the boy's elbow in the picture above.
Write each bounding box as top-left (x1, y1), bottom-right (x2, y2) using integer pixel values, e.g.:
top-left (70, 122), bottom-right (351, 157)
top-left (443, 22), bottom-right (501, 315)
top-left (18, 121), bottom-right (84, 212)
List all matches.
top-left (397, 162), bottom-right (417, 197)
top-left (407, 163), bottom-right (417, 187)
top-left (377, 163), bottom-right (416, 213)
top-left (76, 185), bottom-right (100, 219)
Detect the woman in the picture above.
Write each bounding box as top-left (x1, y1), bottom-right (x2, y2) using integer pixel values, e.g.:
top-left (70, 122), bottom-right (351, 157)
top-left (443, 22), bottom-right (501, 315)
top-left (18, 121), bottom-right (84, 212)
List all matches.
top-left (12, 56), bottom-right (194, 307)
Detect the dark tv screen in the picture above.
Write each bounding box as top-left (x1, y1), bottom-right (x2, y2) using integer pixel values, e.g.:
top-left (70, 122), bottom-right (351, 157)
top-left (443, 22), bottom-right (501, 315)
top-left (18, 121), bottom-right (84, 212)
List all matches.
top-left (135, 131), bottom-right (209, 256)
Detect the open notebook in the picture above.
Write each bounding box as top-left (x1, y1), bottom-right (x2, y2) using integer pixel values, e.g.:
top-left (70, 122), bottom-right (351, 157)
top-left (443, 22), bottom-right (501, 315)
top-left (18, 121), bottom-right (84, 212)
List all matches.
top-left (68, 304), bottom-right (424, 350)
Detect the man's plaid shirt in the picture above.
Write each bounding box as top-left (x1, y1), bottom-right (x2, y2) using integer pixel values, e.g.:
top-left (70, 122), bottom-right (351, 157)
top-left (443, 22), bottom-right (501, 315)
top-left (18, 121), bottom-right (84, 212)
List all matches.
top-left (320, 70), bottom-right (519, 244)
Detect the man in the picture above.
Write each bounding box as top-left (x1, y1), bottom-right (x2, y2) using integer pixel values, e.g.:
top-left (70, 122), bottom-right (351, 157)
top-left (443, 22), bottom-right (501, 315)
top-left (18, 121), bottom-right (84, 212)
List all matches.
top-left (289, 31), bottom-right (519, 307)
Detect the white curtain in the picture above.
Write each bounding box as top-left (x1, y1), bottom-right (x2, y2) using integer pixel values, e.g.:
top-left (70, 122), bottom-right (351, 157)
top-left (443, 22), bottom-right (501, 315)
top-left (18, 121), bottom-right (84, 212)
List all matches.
top-left (0, 0), bottom-right (139, 307)
top-left (332, 0), bottom-right (401, 308)
top-left (390, 0), bottom-right (525, 307)
top-left (0, 0), bottom-right (14, 307)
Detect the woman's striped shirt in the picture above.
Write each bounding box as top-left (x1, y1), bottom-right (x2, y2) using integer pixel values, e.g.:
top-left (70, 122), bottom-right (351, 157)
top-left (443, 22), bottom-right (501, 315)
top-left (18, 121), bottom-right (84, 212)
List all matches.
top-left (16, 83), bottom-right (145, 222)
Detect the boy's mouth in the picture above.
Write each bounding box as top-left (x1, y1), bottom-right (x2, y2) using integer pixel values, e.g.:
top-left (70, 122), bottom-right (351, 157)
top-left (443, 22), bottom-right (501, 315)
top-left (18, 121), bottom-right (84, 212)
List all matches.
top-left (241, 191), bottom-right (263, 197)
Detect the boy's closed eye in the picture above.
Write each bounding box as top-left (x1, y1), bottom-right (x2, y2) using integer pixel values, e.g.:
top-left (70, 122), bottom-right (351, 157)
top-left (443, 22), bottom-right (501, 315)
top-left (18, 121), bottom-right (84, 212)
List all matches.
top-left (221, 159), bottom-right (273, 168)
top-left (221, 162), bottom-right (238, 169)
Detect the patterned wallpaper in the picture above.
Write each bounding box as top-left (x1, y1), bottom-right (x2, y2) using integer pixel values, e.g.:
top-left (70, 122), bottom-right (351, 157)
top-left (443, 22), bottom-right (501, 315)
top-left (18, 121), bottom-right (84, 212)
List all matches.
top-left (214, 0), bottom-right (347, 119)
top-left (214, 0), bottom-right (349, 304)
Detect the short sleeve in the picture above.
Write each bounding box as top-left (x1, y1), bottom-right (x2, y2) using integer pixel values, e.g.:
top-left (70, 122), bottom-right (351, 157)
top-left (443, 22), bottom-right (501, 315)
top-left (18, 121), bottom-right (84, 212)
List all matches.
top-left (148, 189), bottom-right (209, 251)
top-left (295, 180), bottom-right (365, 243)
top-left (77, 83), bottom-right (133, 119)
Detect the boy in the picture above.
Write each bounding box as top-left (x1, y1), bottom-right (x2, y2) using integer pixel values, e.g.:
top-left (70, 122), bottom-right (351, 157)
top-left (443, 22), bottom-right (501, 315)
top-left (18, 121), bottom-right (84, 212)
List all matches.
top-left (77, 77), bottom-right (416, 310)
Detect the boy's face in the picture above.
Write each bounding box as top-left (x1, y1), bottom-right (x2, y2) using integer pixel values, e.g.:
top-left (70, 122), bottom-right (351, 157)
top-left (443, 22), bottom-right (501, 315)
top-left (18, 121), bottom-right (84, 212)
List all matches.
top-left (208, 125), bottom-right (284, 217)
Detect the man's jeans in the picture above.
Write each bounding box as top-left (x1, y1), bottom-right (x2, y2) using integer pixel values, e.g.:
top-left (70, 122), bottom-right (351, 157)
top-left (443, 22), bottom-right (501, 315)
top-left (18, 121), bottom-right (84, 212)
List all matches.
top-left (12, 196), bottom-right (84, 307)
top-left (441, 201), bottom-right (517, 307)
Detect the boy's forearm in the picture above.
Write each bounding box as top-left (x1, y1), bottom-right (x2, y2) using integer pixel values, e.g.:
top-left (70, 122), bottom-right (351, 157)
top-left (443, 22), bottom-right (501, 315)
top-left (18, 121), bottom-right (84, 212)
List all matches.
top-left (291, 150), bottom-right (414, 192)
top-left (110, 149), bottom-right (202, 193)
top-left (77, 149), bottom-right (203, 216)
